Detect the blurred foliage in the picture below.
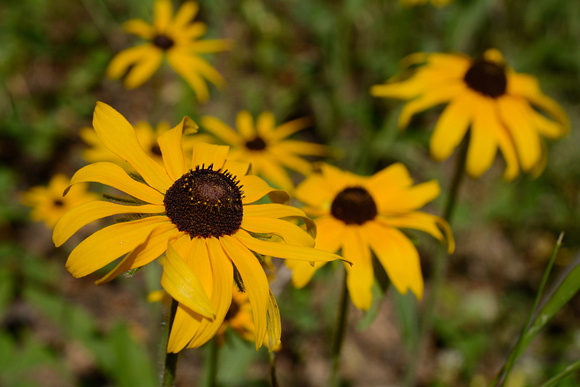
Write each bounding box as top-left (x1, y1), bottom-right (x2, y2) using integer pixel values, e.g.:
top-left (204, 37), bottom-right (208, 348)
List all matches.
top-left (1, 0), bottom-right (580, 386)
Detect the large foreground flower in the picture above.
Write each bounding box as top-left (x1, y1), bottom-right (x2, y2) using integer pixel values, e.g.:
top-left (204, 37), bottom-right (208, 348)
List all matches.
top-left (286, 163), bottom-right (454, 310)
top-left (371, 49), bottom-right (569, 179)
top-left (53, 102), bottom-right (342, 352)
top-left (107, 0), bottom-right (231, 102)
top-left (201, 111), bottom-right (331, 192)
top-left (22, 174), bottom-right (98, 229)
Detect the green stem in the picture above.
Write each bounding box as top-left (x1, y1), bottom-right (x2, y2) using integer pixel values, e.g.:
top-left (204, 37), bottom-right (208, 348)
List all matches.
top-left (404, 137), bottom-right (469, 386)
top-left (162, 298), bottom-right (179, 387)
top-left (269, 351), bottom-right (279, 387)
top-left (330, 267), bottom-right (349, 387)
top-left (206, 337), bottom-right (220, 387)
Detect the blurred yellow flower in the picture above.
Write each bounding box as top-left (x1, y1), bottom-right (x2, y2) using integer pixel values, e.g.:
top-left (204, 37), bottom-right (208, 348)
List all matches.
top-left (201, 111), bottom-right (331, 192)
top-left (22, 174), bottom-right (98, 229)
top-left (371, 49), bottom-right (569, 179)
top-left (80, 120), bottom-right (211, 171)
top-left (286, 163), bottom-right (454, 311)
top-left (399, 0), bottom-right (452, 7)
top-left (107, 0), bottom-right (231, 102)
top-left (53, 102), bottom-right (341, 352)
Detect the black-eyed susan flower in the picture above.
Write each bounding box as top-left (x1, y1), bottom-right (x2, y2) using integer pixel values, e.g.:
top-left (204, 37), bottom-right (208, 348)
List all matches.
top-left (53, 102), bottom-right (341, 352)
top-left (107, 0), bottom-right (231, 102)
top-left (80, 120), bottom-right (211, 170)
top-left (22, 174), bottom-right (98, 229)
top-left (371, 49), bottom-right (569, 179)
top-left (201, 111), bottom-right (330, 192)
top-left (285, 163), bottom-right (454, 311)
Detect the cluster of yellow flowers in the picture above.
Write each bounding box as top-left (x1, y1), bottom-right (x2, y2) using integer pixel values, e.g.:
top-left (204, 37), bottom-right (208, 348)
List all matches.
top-left (22, 0), bottom-right (568, 358)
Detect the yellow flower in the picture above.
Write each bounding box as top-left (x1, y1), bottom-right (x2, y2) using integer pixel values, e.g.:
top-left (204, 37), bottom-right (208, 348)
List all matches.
top-left (80, 120), bottom-right (212, 170)
top-left (53, 102), bottom-right (341, 352)
top-left (201, 111), bottom-right (330, 192)
top-left (286, 163), bottom-right (454, 311)
top-left (22, 174), bottom-right (98, 229)
top-left (371, 49), bottom-right (569, 179)
top-left (107, 0), bottom-right (231, 102)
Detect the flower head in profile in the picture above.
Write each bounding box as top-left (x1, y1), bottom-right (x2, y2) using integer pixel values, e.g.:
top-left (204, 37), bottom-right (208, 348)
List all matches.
top-left (286, 163), bottom-right (454, 311)
top-left (54, 102), bottom-right (341, 352)
top-left (371, 49), bottom-right (569, 179)
top-left (80, 120), bottom-right (211, 171)
top-left (22, 174), bottom-right (98, 229)
top-left (201, 111), bottom-right (331, 192)
top-left (107, 0), bottom-right (231, 102)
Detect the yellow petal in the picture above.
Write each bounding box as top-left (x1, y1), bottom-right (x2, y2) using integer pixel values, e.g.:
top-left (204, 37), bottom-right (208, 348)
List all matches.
top-left (241, 217), bottom-right (314, 247)
top-left (166, 50), bottom-right (210, 102)
top-left (106, 44), bottom-right (153, 80)
top-left (235, 110), bottom-right (256, 140)
top-left (294, 172), bottom-right (333, 209)
top-left (186, 55), bottom-right (226, 87)
top-left (269, 148), bottom-right (314, 176)
top-left (365, 222), bottom-right (423, 300)
top-left (270, 117), bottom-right (313, 142)
top-left (154, 0), bottom-right (173, 33)
top-left (286, 260), bottom-right (327, 288)
top-left (256, 111), bottom-right (276, 139)
top-left (96, 226), bottom-right (182, 285)
top-left (239, 175), bottom-right (289, 205)
top-left (234, 229), bottom-right (344, 264)
top-left (266, 290), bottom-right (281, 351)
top-left (200, 115), bottom-right (244, 145)
top-left (222, 160), bottom-right (250, 181)
top-left (314, 216), bottom-right (346, 253)
top-left (93, 102), bottom-right (173, 192)
top-left (273, 140), bottom-right (329, 156)
top-left (243, 203), bottom-right (308, 219)
top-left (466, 97), bottom-right (498, 178)
top-left (376, 180), bottom-right (440, 214)
top-left (123, 19), bottom-right (154, 39)
top-left (189, 39), bottom-right (233, 53)
top-left (343, 226), bottom-right (373, 311)
top-left (157, 117), bottom-right (197, 181)
top-left (429, 93), bottom-right (474, 161)
top-left (68, 162), bottom-right (164, 204)
top-left (65, 216), bottom-right (168, 278)
top-left (495, 121), bottom-right (521, 180)
top-left (191, 142), bottom-right (229, 170)
top-left (254, 155), bottom-right (295, 192)
top-left (171, 1), bottom-right (199, 32)
top-left (398, 83), bottom-right (465, 129)
top-left (53, 201), bottom-right (164, 247)
top-left (221, 235), bottom-right (270, 349)
top-left (161, 243), bottom-right (215, 318)
top-left (367, 162), bottom-right (413, 192)
top-left (497, 96), bottom-right (542, 172)
top-left (123, 48), bottom-right (163, 89)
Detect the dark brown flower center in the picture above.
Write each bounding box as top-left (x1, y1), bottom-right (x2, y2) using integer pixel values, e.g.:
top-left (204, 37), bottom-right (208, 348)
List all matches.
top-left (150, 144), bottom-right (162, 156)
top-left (164, 165), bottom-right (244, 238)
top-left (153, 34), bottom-right (174, 50)
top-left (53, 199), bottom-right (64, 207)
top-left (463, 60), bottom-right (507, 98)
top-left (245, 136), bottom-right (267, 151)
top-left (331, 186), bottom-right (377, 225)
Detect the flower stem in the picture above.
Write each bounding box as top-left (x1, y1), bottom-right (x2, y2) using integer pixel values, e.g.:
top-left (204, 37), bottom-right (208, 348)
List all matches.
top-left (162, 298), bottom-right (179, 387)
top-left (269, 350), bottom-right (279, 387)
top-left (330, 267), bottom-right (349, 387)
top-left (404, 137), bottom-right (469, 386)
top-left (206, 337), bottom-right (220, 387)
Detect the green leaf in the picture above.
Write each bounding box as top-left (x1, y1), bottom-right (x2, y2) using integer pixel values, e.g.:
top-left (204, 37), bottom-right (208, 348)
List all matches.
top-left (540, 359), bottom-right (580, 387)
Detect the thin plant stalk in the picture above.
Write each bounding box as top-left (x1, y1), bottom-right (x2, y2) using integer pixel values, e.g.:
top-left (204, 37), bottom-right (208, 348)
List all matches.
top-left (269, 350), bottom-right (279, 387)
top-left (162, 298), bottom-right (179, 387)
top-left (490, 232), bottom-right (564, 386)
top-left (404, 137), bottom-right (469, 386)
top-left (206, 337), bottom-right (220, 387)
top-left (330, 267), bottom-right (349, 387)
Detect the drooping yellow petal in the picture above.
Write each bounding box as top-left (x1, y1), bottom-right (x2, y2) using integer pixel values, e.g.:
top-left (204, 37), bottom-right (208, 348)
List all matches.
top-left (106, 44), bottom-right (153, 80)
top-left (239, 175), bottom-right (289, 205)
top-left (270, 117), bottom-right (313, 142)
top-left (266, 290), bottom-right (281, 351)
top-left (161, 243), bottom-right (215, 319)
top-left (157, 117), bottom-right (197, 181)
top-left (294, 173), bottom-right (333, 209)
top-left (200, 115), bottom-right (244, 145)
top-left (342, 226), bottom-right (373, 311)
top-left (241, 217), bottom-right (314, 247)
top-left (429, 92), bottom-right (474, 161)
top-left (65, 216), bottom-right (169, 278)
top-left (314, 216), bottom-right (346, 253)
top-left (93, 102), bottom-right (172, 192)
top-left (254, 155), bottom-right (295, 192)
top-left (365, 222), bottom-right (423, 299)
top-left (53, 201), bottom-right (164, 247)
top-left (123, 19), bottom-right (154, 39)
top-left (466, 96), bottom-right (499, 178)
top-left (96, 226), bottom-right (183, 285)
top-left (123, 48), bottom-right (163, 90)
top-left (68, 162), bottom-right (164, 204)
top-left (495, 121), bottom-right (520, 180)
top-left (221, 235), bottom-right (270, 349)
top-left (191, 142), bottom-right (229, 170)
top-left (235, 229), bottom-right (344, 264)
top-left (286, 260), bottom-right (327, 288)
top-left (185, 55), bottom-right (226, 88)
top-left (189, 39), bottom-right (233, 53)
top-left (529, 106), bottom-right (566, 139)
top-left (166, 50), bottom-right (210, 103)
top-left (497, 96), bottom-right (542, 172)
top-left (269, 149), bottom-right (314, 176)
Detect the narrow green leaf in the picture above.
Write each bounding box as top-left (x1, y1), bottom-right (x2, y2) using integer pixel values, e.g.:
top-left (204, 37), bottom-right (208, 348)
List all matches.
top-left (540, 359), bottom-right (580, 387)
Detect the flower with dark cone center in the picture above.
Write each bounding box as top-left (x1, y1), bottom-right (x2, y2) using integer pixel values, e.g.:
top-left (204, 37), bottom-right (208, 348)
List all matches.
top-left (152, 34), bottom-right (175, 50)
top-left (164, 165), bottom-right (244, 238)
top-left (150, 144), bottom-right (162, 157)
top-left (245, 136), bottom-right (267, 151)
top-left (463, 60), bottom-right (507, 98)
top-left (53, 199), bottom-right (64, 207)
top-left (331, 186), bottom-right (377, 225)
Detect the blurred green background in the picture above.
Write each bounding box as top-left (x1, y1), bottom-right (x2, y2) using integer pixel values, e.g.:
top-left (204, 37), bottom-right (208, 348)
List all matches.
top-left (1, 0), bottom-right (580, 386)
